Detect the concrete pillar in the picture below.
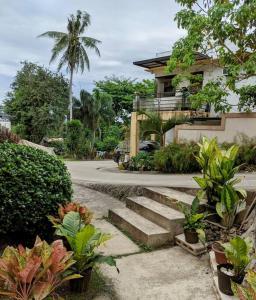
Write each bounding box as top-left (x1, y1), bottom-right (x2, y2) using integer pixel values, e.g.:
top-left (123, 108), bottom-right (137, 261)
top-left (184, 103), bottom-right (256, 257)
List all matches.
top-left (150, 134), bottom-right (157, 141)
top-left (130, 112), bottom-right (140, 157)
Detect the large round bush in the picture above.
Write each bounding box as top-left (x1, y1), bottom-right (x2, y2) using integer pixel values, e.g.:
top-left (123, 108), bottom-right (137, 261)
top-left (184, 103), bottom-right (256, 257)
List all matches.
top-left (0, 143), bottom-right (72, 239)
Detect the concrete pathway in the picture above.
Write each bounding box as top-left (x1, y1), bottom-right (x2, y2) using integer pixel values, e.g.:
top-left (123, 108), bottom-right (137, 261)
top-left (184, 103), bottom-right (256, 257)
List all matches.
top-left (67, 160), bottom-right (256, 189)
top-left (73, 184), bottom-right (217, 300)
top-left (102, 247), bottom-right (216, 300)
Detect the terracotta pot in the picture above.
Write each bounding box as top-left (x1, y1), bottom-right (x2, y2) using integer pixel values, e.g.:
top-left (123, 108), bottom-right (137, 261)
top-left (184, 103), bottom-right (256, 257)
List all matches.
top-left (184, 229), bottom-right (198, 244)
top-left (70, 268), bottom-right (92, 293)
top-left (212, 242), bottom-right (227, 265)
top-left (217, 264), bottom-right (245, 296)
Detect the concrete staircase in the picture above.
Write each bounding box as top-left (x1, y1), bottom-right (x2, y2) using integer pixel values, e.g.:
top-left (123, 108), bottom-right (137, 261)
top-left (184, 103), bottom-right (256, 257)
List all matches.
top-left (109, 187), bottom-right (195, 248)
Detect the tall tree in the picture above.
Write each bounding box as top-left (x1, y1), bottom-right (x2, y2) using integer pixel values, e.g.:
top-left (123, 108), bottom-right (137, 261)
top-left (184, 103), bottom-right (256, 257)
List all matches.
top-left (39, 10), bottom-right (101, 119)
top-left (95, 76), bottom-right (156, 123)
top-left (73, 89), bottom-right (114, 149)
top-left (168, 0), bottom-right (256, 112)
top-left (4, 62), bottom-right (69, 143)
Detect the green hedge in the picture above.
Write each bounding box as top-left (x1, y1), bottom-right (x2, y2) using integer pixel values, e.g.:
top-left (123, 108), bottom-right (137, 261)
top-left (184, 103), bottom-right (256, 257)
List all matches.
top-left (0, 143), bottom-right (72, 239)
top-left (154, 143), bottom-right (200, 173)
top-left (129, 152), bottom-right (154, 171)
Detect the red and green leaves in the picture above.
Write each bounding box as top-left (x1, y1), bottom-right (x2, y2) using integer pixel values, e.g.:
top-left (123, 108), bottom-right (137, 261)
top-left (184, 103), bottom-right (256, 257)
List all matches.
top-left (0, 237), bottom-right (81, 300)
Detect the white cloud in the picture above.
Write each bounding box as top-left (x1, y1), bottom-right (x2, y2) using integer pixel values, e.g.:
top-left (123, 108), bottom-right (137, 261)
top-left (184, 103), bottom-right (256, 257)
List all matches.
top-left (0, 0), bottom-right (184, 101)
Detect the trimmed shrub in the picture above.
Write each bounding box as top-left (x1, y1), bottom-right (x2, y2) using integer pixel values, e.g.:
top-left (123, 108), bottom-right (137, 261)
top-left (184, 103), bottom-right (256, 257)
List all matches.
top-left (0, 143), bottom-right (72, 240)
top-left (154, 143), bottom-right (200, 173)
top-left (129, 152), bottom-right (154, 171)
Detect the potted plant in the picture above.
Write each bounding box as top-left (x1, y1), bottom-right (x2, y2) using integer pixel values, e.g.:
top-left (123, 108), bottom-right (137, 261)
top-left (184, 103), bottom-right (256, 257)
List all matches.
top-left (179, 196), bottom-right (206, 244)
top-left (55, 211), bottom-right (119, 293)
top-left (194, 138), bottom-right (247, 264)
top-left (212, 184), bottom-right (247, 264)
top-left (217, 236), bottom-right (253, 296)
top-left (0, 237), bottom-right (80, 299)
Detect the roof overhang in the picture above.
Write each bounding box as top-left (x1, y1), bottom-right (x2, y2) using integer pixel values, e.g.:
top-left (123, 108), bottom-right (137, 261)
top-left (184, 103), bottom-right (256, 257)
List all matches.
top-left (133, 52), bottom-right (210, 69)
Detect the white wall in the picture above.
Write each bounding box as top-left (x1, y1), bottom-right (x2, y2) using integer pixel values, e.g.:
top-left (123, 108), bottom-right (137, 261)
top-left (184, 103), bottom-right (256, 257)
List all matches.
top-left (155, 63), bottom-right (256, 114)
top-left (176, 114), bottom-right (256, 144)
top-left (0, 121), bottom-right (11, 130)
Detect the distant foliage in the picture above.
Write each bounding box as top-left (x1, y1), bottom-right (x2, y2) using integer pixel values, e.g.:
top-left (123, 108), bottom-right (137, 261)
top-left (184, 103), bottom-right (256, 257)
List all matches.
top-left (95, 76), bottom-right (156, 123)
top-left (4, 62), bottom-right (69, 143)
top-left (0, 143), bottom-right (72, 240)
top-left (65, 120), bottom-right (89, 158)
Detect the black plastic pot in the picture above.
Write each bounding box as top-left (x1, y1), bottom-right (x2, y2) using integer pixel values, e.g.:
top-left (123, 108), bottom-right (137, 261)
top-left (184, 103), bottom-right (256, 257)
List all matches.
top-left (184, 229), bottom-right (199, 244)
top-left (217, 264), bottom-right (245, 296)
top-left (70, 268), bottom-right (93, 293)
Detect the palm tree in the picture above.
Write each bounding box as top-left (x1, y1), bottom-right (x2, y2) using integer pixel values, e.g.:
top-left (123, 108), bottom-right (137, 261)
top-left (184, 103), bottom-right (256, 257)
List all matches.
top-left (38, 10), bottom-right (101, 120)
top-left (74, 89), bottom-right (114, 150)
top-left (139, 111), bottom-right (190, 147)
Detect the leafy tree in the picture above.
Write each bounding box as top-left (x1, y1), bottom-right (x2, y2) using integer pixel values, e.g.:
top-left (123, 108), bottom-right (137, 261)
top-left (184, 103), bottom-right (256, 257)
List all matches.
top-left (168, 0), bottom-right (256, 112)
top-left (39, 10), bottom-right (101, 119)
top-left (95, 125), bottom-right (123, 152)
top-left (95, 76), bottom-right (156, 123)
top-left (140, 111), bottom-right (190, 147)
top-left (65, 119), bottom-right (89, 158)
top-left (4, 62), bottom-right (69, 143)
top-left (73, 89), bottom-right (114, 150)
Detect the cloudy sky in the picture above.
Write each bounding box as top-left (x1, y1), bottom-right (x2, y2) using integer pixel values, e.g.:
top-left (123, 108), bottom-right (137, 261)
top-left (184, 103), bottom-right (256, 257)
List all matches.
top-left (0, 0), bottom-right (184, 102)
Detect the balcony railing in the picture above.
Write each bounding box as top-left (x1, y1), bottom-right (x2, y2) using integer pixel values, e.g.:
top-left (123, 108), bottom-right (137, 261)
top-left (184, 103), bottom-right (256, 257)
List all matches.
top-left (134, 97), bottom-right (192, 112)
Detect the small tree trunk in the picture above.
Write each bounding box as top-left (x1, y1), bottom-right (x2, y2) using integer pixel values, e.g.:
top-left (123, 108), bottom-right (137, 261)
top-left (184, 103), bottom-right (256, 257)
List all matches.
top-left (160, 134), bottom-right (165, 147)
top-left (69, 69), bottom-right (74, 121)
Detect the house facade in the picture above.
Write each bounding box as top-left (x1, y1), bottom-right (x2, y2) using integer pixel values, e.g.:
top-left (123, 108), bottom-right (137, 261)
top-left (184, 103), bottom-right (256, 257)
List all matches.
top-left (0, 105), bottom-right (11, 130)
top-left (130, 52), bottom-right (256, 156)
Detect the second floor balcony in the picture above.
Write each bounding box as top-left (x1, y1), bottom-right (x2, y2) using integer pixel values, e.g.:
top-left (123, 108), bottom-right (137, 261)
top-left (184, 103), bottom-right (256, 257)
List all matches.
top-left (133, 89), bottom-right (198, 111)
top-left (133, 84), bottom-right (210, 112)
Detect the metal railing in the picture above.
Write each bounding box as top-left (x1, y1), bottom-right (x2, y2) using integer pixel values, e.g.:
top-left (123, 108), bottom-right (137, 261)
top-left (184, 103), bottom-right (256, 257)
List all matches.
top-left (134, 97), bottom-right (191, 112)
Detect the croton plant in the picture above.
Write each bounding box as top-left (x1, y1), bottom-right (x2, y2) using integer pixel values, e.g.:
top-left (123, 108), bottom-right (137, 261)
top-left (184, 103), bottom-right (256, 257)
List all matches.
top-left (0, 237), bottom-right (81, 299)
top-left (49, 202), bottom-right (93, 226)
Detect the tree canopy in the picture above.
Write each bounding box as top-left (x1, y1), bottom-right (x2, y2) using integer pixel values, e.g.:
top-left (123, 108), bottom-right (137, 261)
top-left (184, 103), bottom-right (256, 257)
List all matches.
top-left (168, 0), bottom-right (256, 112)
top-left (73, 89), bottom-right (114, 150)
top-left (4, 62), bottom-right (69, 143)
top-left (95, 76), bottom-right (156, 123)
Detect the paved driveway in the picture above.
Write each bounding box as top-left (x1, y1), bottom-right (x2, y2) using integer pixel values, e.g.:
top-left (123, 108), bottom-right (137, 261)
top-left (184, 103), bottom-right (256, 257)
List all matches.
top-left (66, 160), bottom-right (256, 189)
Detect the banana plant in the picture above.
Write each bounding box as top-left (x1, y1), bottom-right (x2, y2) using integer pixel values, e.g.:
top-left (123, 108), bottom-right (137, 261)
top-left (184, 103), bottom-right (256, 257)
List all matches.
top-left (55, 211), bottom-right (119, 274)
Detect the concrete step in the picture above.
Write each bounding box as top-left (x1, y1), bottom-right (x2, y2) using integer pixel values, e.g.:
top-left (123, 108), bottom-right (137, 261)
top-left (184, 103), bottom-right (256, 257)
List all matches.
top-left (126, 196), bottom-right (184, 236)
top-left (109, 208), bottom-right (172, 248)
top-left (143, 187), bottom-right (195, 211)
